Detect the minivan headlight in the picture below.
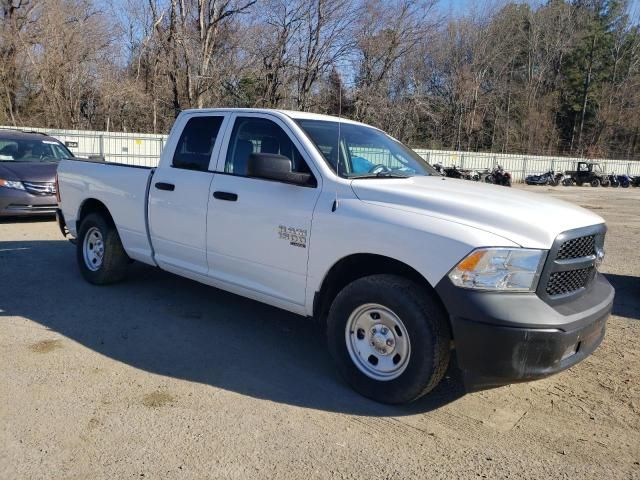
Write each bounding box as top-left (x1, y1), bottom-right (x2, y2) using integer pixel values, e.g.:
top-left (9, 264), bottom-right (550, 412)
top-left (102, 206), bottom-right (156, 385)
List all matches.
top-left (449, 248), bottom-right (546, 291)
top-left (0, 179), bottom-right (25, 190)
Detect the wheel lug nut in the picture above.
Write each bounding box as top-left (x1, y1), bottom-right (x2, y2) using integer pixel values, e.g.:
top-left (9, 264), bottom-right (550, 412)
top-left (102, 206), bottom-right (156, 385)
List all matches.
top-left (371, 328), bottom-right (376, 334)
top-left (386, 339), bottom-right (394, 347)
top-left (381, 327), bottom-right (388, 335)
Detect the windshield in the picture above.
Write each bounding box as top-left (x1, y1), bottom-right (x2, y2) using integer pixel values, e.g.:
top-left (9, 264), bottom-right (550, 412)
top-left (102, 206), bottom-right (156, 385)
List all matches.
top-left (296, 120), bottom-right (436, 178)
top-left (0, 136), bottom-right (74, 163)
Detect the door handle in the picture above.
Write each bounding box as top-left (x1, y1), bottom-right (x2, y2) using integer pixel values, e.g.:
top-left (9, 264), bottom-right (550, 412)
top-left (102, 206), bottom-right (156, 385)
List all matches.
top-left (155, 182), bottom-right (175, 191)
top-left (213, 191), bottom-right (238, 201)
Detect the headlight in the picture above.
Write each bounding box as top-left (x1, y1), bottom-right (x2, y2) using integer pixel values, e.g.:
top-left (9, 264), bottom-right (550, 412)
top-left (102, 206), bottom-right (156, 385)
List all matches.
top-left (449, 248), bottom-right (546, 291)
top-left (0, 179), bottom-right (25, 190)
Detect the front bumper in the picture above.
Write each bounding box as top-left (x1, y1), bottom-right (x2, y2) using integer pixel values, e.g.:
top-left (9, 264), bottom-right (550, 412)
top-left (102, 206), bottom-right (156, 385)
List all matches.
top-left (435, 272), bottom-right (614, 390)
top-left (0, 187), bottom-right (57, 217)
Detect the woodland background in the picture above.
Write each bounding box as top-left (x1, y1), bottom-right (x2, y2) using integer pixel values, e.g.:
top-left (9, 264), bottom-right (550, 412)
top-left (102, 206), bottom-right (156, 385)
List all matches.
top-left (1, 0), bottom-right (640, 159)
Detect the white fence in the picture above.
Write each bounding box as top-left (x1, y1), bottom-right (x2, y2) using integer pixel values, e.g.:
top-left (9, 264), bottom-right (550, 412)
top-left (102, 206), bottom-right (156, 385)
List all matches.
top-left (1, 125), bottom-right (168, 168)
top-left (3, 125), bottom-right (640, 180)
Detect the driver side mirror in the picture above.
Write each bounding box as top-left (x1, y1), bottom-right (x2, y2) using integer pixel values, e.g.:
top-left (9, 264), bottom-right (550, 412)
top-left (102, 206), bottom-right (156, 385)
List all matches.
top-left (247, 153), bottom-right (314, 187)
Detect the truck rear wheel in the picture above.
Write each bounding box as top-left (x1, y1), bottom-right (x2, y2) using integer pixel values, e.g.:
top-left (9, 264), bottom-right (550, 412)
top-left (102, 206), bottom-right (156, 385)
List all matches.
top-left (326, 274), bottom-right (451, 404)
top-left (76, 213), bottom-right (129, 284)
top-left (590, 178), bottom-right (600, 187)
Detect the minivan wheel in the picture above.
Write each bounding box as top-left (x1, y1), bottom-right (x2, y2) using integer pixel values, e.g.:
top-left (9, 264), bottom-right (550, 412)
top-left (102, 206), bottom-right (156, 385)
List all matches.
top-left (327, 274), bottom-right (451, 404)
top-left (77, 213), bottom-right (129, 284)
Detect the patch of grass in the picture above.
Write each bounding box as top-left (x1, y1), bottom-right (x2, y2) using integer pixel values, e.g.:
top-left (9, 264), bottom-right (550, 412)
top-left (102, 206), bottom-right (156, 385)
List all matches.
top-left (29, 339), bottom-right (62, 353)
top-left (142, 391), bottom-right (175, 408)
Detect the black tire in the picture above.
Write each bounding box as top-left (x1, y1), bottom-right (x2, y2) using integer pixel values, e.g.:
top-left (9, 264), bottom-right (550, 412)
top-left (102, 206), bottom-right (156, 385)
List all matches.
top-left (326, 274), bottom-right (451, 404)
top-left (76, 213), bottom-right (129, 285)
top-left (485, 175), bottom-right (494, 184)
top-left (590, 178), bottom-right (600, 187)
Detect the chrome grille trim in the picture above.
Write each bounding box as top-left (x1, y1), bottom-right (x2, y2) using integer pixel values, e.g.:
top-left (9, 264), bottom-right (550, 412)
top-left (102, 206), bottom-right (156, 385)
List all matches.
top-left (22, 181), bottom-right (56, 196)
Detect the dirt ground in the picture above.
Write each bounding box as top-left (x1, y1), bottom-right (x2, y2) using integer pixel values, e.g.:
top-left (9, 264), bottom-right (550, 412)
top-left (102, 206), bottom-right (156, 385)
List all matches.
top-left (1, 185), bottom-right (638, 479)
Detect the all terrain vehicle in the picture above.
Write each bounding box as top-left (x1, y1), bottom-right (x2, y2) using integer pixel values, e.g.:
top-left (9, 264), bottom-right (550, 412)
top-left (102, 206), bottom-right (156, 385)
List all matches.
top-left (565, 162), bottom-right (610, 187)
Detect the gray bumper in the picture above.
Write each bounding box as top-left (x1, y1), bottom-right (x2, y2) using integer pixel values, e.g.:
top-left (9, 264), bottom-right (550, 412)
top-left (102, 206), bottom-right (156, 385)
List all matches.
top-left (0, 187), bottom-right (57, 217)
top-left (435, 272), bottom-right (614, 390)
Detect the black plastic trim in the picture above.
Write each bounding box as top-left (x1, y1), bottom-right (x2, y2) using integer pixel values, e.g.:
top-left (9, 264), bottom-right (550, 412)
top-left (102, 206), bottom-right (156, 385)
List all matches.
top-left (435, 271), bottom-right (614, 390)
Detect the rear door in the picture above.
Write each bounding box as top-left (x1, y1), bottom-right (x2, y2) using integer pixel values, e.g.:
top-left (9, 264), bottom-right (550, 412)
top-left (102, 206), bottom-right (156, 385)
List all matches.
top-left (205, 113), bottom-right (322, 307)
top-left (148, 113), bottom-right (228, 275)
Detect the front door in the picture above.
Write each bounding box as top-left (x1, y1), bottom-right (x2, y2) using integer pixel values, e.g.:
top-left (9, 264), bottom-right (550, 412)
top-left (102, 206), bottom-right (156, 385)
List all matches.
top-left (206, 114), bottom-right (321, 307)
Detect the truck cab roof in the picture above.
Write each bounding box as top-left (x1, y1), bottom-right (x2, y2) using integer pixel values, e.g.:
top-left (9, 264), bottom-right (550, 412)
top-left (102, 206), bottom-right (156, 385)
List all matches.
top-left (179, 108), bottom-right (370, 128)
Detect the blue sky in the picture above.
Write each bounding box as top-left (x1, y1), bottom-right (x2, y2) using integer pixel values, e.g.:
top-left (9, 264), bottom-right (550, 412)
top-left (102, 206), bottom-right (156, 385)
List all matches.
top-left (440, 0), bottom-right (640, 19)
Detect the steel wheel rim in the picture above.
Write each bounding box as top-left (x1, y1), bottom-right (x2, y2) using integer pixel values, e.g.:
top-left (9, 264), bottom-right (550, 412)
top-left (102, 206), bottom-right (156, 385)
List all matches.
top-left (345, 303), bottom-right (411, 381)
top-left (83, 227), bottom-right (105, 271)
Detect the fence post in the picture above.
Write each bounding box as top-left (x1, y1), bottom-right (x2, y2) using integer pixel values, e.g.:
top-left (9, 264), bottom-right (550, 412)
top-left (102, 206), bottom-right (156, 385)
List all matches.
top-left (460, 153), bottom-right (465, 169)
top-left (522, 156), bottom-right (528, 183)
top-left (99, 134), bottom-right (104, 158)
top-left (627, 162), bottom-right (631, 176)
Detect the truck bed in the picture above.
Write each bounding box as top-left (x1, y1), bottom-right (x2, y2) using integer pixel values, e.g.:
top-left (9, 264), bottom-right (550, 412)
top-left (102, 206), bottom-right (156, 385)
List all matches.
top-left (57, 158), bottom-right (156, 265)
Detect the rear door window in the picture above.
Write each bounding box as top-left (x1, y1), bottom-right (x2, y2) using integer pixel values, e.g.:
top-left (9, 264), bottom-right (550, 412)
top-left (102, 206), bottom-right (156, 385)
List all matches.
top-left (173, 116), bottom-right (224, 171)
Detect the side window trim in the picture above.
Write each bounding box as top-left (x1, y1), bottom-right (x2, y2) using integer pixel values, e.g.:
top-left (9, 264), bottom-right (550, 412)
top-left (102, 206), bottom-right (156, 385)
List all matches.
top-left (170, 113), bottom-right (230, 172)
top-left (214, 112), bottom-right (320, 188)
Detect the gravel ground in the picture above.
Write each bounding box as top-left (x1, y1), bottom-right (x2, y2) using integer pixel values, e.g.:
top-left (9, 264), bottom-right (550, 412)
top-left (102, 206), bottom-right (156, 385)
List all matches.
top-left (1, 185), bottom-right (639, 479)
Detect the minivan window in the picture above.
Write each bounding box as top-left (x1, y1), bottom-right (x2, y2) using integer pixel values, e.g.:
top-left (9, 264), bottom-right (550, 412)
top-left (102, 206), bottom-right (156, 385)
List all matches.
top-left (172, 116), bottom-right (224, 171)
top-left (0, 138), bottom-right (73, 162)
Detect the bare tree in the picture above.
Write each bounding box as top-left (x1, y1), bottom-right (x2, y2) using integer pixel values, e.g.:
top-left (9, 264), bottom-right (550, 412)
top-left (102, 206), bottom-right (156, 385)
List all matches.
top-left (294, 0), bottom-right (357, 110)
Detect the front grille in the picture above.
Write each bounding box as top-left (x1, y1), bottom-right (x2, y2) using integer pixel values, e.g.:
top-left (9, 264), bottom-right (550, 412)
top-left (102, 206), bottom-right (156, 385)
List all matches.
top-left (557, 235), bottom-right (596, 259)
top-left (546, 267), bottom-right (594, 296)
top-left (538, 225), bottom-right (606, 302)
top-left (22, 181), bottom-right (56, 196)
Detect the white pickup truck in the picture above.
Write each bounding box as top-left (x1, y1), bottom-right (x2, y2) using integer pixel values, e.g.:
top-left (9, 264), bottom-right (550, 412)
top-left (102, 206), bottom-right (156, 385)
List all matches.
top-left (56, 108), bottom-right (614, 404)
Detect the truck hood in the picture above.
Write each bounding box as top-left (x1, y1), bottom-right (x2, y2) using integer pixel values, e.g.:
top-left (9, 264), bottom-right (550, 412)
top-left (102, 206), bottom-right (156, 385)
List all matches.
top-left (350, 176), bottom-right (604, 248)
top-left (0, 161), bottom-right (58, 182)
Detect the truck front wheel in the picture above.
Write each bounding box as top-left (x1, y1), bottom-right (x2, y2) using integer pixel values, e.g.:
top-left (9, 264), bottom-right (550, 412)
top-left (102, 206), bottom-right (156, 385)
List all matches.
top-left (76, 213), bottom-right (129, 284)
top-left (327, 274), bottom-right (451, 404)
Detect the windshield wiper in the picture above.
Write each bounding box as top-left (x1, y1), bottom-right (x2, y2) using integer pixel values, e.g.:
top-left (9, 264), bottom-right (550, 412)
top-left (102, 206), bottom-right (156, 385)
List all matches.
top-left (349, 171), bottom-right (411, 179)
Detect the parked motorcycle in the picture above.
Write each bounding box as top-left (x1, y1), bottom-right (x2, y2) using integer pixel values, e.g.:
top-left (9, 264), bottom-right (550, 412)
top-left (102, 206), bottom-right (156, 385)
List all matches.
top-left (485, 165), bottom-right (512, 187)
top-left (525, 170), bottom-right (563, 186)
top-left (477, 168), bottom-right (492, 183)
top-left (433, 163), bottom-right (446, 176)
top-left (611, 175), bottom-right (632, 188)
top-left (441, 165), bottom-right (466, 179)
